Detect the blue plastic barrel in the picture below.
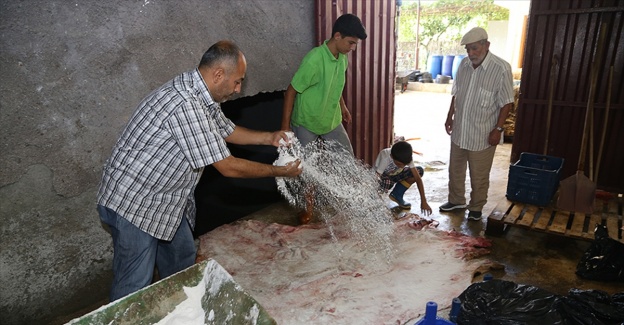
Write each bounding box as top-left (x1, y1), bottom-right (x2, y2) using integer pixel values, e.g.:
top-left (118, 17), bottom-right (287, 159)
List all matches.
top-left (452, 55), bottom-right (466, 79)
top-left (441, 55), bottom-right (454, 77)
top-left (427, 55), bottom-right (443, 79)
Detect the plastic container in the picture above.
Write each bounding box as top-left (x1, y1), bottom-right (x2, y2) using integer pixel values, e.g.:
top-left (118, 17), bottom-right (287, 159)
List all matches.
top-left (436, 74), bottom-right (451, 84)
top-left (414, 301), bottom-right (456, 325)
top-left (427, 55), bottom-right (443, 80)
top-left (448, 297), bottom-right (461, 323)
top-left (441, 55), bottom-right (455, 77)
top-left (451, 55), bottom-right (466, 79)
top-left (506, 153), bottom-right (564, 206)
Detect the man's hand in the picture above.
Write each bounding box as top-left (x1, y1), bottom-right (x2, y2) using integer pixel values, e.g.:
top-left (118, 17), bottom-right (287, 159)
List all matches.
top-left (342, 108), bottom-right (352, 124)
top-left (276, 160), bottom-right (302, 177)
top-left (270, 131), bottom-right (291, 147)
top-left (444, 116), bottom-right (453, 135)
top-left (340, 96), bottom-right (351, 124)
top-left (488, 129), bottom-right (502, 146)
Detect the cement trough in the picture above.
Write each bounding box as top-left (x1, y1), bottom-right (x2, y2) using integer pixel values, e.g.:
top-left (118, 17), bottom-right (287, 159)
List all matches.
top-left (66, 259), bottom-right (276, 325)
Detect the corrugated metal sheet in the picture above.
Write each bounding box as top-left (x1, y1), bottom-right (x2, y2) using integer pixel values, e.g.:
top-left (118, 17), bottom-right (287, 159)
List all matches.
top-left (513, 0), bottom-right (624, 192)
top-left (315, 0), bottom-right (397, 165)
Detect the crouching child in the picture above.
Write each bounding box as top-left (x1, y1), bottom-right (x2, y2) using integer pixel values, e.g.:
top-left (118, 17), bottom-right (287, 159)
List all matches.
top-left (374, 141), bottom-right (432, 215)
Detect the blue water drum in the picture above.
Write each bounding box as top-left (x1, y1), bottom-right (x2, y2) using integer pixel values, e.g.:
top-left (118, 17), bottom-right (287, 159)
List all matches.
top-left (452, 55), bottom-right (467, 79)
top-left (441, 55), bottom-right (455, 77)
top-left (427, 55), bottom-right (443, 79)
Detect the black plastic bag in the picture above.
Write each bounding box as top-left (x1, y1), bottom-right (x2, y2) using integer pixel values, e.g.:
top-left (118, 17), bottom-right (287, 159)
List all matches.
top-left (456, 279), bottom-right (624, 325)
top-left (576, 224), bottom-right (624, 282)
top-left (556, 289), bottom-right (624, 325)
top-left (456, 279), bottom-right (562, 324)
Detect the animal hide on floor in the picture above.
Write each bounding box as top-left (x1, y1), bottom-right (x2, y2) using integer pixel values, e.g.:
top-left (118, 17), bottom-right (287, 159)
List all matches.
top-left (196, 215), bottom-right (491, 325)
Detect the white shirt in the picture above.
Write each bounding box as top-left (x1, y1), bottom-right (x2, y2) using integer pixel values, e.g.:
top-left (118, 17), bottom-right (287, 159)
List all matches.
top-left (451, 51), bottom-right (514, 151)
top-left (374, 148), bottom-right (416, 175)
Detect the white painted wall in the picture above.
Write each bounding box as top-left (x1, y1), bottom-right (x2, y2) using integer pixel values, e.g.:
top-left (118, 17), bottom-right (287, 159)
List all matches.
top-left (488, 21), bottom-right (511, 64)
top-left (494, 0), bottom-right (531, 69)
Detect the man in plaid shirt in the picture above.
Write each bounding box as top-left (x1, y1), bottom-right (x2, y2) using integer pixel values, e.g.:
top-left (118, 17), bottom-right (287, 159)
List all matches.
top-left (97, 40), bottom-right (301, 301)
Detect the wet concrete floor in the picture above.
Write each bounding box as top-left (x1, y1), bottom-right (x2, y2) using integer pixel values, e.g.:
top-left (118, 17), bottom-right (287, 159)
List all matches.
top-left (56, 90), bottom-right (623, 324)
top-left (248, 90), bottom-right (624, 298)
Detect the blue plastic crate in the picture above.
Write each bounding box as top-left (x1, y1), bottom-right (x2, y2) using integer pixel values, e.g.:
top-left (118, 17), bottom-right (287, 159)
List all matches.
top-left (506, 153), bottom-right (564, 206)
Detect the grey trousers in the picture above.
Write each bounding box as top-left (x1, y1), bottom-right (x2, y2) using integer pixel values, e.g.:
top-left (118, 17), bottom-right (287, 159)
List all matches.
top-left (292, 123), bottom-right (354, 156)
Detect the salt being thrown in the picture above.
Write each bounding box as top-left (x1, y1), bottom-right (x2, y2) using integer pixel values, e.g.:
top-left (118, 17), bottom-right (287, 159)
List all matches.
top-left (273, 131), bottom-right (303, 168)
top-left (274, 134), bottom-right (396, 262)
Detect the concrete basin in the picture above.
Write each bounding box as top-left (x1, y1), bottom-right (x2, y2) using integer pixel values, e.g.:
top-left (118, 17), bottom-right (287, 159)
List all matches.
top-left (66, 259), bottom-right (275, 325)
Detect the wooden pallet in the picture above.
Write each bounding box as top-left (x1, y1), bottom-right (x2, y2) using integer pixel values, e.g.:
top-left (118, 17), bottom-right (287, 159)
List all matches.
top-left (485, 193), bottom-right (623, 243)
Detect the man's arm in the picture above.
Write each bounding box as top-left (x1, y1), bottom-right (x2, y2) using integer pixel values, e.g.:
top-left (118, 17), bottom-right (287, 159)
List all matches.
top-left (444, 96), bottom-right (456, 135)
top-left (212, 155), bottom-right (301, 178)
top-left (281, 84), bottom-right (297, 131)
top-left (340, 96), bottom-right (351, 124)
top-left (495, 103), bottom-right (512, 129)
top-left (225, 126), bottom-right (289, 147)
top-left (488, 102), bottom-right (512, 146)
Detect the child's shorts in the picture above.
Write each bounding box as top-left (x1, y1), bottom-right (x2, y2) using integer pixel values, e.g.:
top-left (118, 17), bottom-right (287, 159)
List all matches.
top-left (379, 166), bottom-right (424, 191)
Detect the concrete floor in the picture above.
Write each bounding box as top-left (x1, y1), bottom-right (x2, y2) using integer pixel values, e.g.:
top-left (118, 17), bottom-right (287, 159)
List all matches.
top-left (58, 90), bottom-right (623, 323)
top-left (393, 90), bottom-right (623, 296)
top-left (248, 90), bottom-right (624, 298)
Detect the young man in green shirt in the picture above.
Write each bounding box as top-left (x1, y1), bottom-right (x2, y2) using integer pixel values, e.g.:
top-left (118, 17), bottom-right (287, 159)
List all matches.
top-left (281, 14), bottom-right (367, 224)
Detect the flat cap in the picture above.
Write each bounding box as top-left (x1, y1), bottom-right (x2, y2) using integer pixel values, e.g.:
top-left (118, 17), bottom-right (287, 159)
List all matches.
top-left (461, 27), bottom-right (488, 45)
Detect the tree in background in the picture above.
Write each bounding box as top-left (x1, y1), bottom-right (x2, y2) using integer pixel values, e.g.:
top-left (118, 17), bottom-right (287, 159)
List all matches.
top-left (397, 0), bottom-right (508, 71)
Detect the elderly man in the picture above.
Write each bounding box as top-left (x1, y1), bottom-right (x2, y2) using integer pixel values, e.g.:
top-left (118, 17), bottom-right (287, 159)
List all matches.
top-left (97, 40), bottom-right (302, 301)
top-left (439, 27), bottom-right (514, 221)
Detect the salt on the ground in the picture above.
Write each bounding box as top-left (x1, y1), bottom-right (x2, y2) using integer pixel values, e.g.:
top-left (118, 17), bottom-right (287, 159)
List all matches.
top-left (197, 217), bottom-right (491, 324)
top-left (163, 135), bottom-right (491, 324)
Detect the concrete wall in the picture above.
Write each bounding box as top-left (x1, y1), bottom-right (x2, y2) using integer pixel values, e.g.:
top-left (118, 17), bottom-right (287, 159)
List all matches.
top-left (0, 1), bottom-right (314, 324)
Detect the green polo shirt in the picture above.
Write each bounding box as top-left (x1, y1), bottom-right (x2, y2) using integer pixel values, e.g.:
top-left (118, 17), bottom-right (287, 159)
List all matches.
top-left (291, 40), bottom-right (348, 135)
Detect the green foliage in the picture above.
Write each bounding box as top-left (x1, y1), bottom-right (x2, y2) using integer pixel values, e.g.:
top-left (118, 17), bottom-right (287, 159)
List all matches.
top-left (397, 0), bottom-right (509, 70)
top-left (399, 0), bottom-right (508, 43)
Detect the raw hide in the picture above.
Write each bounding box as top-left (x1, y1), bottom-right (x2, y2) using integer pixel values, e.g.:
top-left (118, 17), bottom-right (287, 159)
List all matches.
top-left (197, 216), bottom-right (491, 324)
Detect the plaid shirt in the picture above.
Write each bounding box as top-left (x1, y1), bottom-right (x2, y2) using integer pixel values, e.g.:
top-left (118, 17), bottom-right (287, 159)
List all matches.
top-left (97, 69), bottom-right (235, 241)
